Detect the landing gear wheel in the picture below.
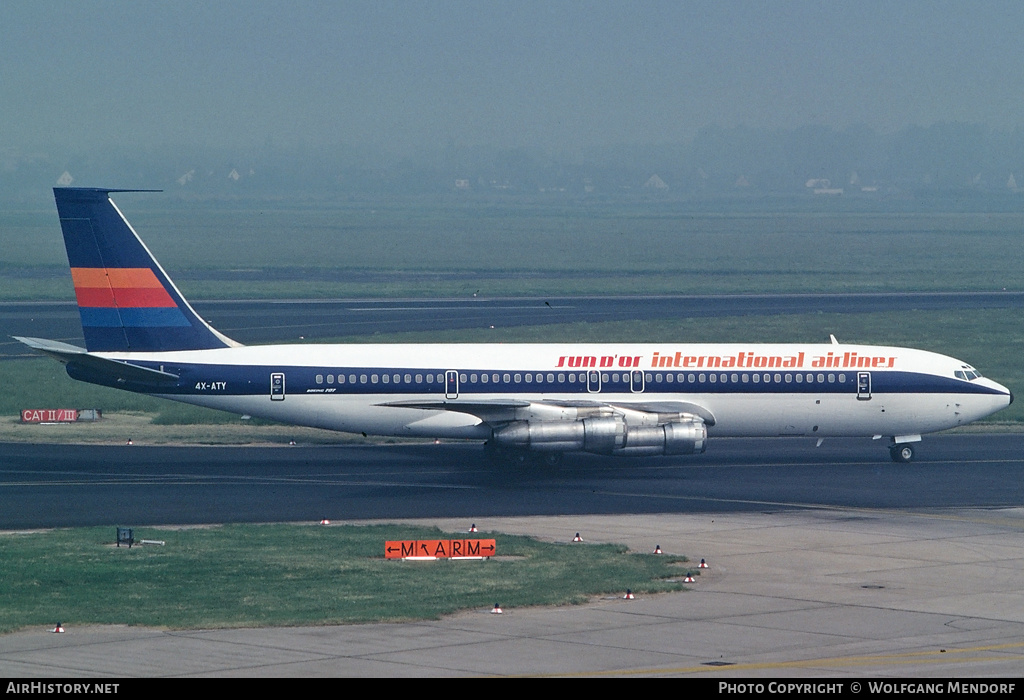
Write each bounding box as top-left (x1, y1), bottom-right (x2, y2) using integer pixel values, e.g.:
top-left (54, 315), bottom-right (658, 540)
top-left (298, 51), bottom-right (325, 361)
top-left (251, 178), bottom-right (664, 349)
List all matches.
top-left (483, 442), bottom-right (531, 466)
top-left (889, 444), bottom-right (915, 463)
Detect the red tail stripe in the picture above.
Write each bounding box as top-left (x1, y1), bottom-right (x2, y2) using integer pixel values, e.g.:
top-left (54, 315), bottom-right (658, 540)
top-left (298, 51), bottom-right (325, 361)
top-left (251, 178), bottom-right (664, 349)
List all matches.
top-left (71, 267), bottom-right (176, 308)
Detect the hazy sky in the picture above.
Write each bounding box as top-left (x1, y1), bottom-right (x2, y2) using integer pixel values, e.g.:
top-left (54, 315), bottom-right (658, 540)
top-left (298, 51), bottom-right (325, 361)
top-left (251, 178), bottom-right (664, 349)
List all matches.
top-left (4, 1), bottom-right (1024, 156)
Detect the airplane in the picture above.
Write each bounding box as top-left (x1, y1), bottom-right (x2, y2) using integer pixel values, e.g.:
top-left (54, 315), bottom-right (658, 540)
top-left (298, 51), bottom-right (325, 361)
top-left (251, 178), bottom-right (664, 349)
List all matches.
top-left (16, 187), bottom-right (1013, 464)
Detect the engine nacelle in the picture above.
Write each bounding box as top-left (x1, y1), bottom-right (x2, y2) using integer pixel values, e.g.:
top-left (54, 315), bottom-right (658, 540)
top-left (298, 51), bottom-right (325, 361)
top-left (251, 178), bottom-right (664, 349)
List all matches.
top-left (492, 416), bottom-right (626, 453)
top-left (492, 417), bottom-right (706, 457)
top-left (612, 420), bottom-right (707, 456)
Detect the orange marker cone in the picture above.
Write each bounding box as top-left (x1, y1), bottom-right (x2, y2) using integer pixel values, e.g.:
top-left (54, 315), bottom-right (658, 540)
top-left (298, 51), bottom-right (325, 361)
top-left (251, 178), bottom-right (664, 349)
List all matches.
top-left (683, 573), bottom-right (695, 583)
top-left (319, 518), bottom-right (330, 525)
top-left (469, 524), bottom-right (478, 533)
top-left (699, 558), bottom-right (708, 569)
top-left (623, 589), bottom-right (634, 600)
top-left (653, 545), bottom-right (662, 554)
top-left (52, 623), bottom-right (64, 633)
top-left (491, 603), bottom-right (503, 614)
top-left (573, 533), bottom-right (583, 542)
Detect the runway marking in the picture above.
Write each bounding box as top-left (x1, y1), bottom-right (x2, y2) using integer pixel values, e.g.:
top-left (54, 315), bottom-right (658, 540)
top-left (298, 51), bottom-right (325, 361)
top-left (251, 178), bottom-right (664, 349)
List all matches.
top-left (0, 471), bottom-right (480, 490)
top-left (587, 489), bottom-right (1024, 526)
top-left (528, 640), bottom-right (1024, 677)
top-left (345, 305), bottom-right (574, 311)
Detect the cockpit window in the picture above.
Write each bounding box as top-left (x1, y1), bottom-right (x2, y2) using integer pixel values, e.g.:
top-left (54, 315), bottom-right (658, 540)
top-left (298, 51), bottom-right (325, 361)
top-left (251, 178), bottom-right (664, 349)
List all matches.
top-left (956, 366), bottom-right (982, 381)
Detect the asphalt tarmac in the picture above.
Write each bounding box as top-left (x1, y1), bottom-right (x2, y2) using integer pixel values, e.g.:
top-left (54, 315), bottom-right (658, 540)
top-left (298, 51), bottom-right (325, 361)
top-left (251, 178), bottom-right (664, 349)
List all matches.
top-left (1, 434), bottom-right (1023, 530)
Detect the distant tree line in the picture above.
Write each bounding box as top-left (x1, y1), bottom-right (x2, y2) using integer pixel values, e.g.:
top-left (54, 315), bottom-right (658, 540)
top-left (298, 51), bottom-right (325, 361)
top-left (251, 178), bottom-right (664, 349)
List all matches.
top-left (4, 122), bottom-right (1024, 203)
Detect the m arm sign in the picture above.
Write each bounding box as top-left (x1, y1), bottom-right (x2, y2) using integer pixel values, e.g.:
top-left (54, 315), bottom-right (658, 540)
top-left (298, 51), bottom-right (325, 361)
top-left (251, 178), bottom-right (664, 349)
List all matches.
top-left (385, 539), bottom-right (496, 560)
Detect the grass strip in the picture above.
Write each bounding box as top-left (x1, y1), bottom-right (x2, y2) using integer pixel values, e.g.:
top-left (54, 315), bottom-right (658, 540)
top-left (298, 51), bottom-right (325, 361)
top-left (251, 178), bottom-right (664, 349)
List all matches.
top-left (0, 524), bottom-right (690, 633)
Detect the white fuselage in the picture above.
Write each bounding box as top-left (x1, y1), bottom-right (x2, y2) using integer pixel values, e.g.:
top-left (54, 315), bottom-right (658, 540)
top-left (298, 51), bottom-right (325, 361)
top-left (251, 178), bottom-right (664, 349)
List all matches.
top-left (96, 342), bottom-right (1012, 444)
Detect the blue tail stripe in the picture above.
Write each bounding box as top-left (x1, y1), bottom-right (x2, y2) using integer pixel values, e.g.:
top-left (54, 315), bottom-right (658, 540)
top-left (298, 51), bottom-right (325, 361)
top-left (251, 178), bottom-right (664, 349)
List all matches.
top-left (80, 307), bottom-right (192, 328)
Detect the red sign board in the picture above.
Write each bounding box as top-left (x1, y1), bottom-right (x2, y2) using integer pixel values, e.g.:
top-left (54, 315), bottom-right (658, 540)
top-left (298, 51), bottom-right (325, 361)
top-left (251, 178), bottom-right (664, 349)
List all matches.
top-left (385, 539), bottom-right (496, 559)
top-left (21, 409), bottom-right (78, 423)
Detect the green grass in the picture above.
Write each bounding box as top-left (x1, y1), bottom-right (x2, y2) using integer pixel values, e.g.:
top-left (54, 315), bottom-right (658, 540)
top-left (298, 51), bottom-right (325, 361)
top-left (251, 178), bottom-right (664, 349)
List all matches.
top-left (0, 524), bottom-right (690, 633)
top-left (2, 204), bottom-right (1023, 300)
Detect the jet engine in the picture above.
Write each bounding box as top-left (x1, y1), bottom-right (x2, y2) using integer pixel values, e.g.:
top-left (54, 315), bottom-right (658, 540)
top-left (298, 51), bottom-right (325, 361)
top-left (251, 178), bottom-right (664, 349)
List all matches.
top-left (492, 416), bottom-right (706, 456)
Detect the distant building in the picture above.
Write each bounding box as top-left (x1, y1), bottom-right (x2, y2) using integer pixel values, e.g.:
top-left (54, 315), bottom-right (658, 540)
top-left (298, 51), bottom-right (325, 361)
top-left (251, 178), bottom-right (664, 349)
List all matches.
top-left (56, 171), bottom-right (73, 186)
top-left (644, 174), bottom-right (668, 190)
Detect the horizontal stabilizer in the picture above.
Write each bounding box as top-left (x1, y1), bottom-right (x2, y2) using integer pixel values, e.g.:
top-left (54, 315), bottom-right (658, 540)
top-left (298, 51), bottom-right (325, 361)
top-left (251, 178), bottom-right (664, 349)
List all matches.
top-left (14, 336), bottom-right (179, 385)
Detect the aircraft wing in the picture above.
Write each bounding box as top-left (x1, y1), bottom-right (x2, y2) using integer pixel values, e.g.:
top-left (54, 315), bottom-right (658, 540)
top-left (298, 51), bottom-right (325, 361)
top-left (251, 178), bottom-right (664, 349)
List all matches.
top-left (14, 336), bottom-right (180, 385)
top-left (379, 397), bottom-right (715, 426)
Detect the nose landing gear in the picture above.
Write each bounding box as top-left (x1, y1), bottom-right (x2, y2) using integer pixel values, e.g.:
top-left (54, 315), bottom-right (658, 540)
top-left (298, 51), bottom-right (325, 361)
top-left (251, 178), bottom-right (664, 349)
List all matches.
top-left (889, 443), bottom-right (915, 463)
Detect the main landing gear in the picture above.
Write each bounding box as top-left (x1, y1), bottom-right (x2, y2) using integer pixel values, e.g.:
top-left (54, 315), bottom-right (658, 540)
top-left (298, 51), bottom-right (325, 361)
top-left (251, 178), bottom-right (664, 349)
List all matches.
top-left (484, 442), bottom-right (563, 467)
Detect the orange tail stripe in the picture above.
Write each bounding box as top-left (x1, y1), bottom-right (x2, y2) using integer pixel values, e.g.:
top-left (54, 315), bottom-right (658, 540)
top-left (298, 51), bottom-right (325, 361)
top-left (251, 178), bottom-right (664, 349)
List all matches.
top-left (71, 267), bottom-right (165, 288)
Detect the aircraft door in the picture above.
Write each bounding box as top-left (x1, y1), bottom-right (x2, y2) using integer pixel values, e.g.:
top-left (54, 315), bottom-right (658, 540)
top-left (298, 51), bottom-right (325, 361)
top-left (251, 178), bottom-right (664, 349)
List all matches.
top-left (857, 372), bottom-right (872, 400)
top-left (631, 370), bottom-right (645, 393)
top-left (270, 372), bottom-right (285, 401)
top-left (445, 370), bottom-right (459, 399)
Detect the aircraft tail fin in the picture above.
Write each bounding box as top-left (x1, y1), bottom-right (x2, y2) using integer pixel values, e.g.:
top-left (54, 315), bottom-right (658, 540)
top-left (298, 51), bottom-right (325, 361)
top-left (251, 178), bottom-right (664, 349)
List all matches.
top-left (53, 188), bottom-right (239, 353)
